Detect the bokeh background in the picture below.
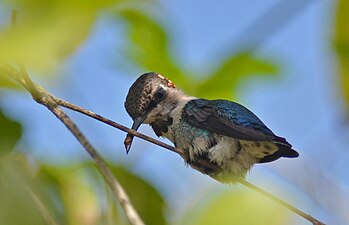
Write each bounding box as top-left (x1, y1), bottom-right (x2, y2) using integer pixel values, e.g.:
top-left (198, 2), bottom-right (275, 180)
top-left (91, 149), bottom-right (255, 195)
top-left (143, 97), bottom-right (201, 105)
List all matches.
top-left (1, 0), bottom-right (348, 224)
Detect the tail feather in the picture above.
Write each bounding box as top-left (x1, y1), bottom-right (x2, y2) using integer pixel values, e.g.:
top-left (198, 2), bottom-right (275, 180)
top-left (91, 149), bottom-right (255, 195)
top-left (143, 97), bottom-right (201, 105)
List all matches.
top-left (273, 135), bottom-right (292, 147)
top-left (259, 144), bottom-right (299, 164)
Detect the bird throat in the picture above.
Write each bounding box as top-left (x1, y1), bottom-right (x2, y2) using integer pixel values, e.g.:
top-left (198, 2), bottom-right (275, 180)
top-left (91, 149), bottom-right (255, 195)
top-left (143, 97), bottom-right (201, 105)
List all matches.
top-left (150, 117), bottom-right (173, 137)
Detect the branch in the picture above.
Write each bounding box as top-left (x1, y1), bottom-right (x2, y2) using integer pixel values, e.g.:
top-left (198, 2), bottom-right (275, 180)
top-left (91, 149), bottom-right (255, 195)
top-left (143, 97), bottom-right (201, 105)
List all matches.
top-left (2, 10), bottom-right (325, 225)
top-left (2, 66), bottom-right (326, 225)
top-left (51, 96), bottom-right (185, 156)
top-left (1, 61), bottom-right (326, 225)
top-left (52, 94), bottom-right (325, 225)
top-left (49, 106), bottom-right (145, 225)
top-left (25, 186), bottom-right (59, 225)
top-left (3, 63), bottom-right (145, 225)
top-left (3, 11), bottom-right (144, 224)
top-left (238, 179), bottom-right (325, 225)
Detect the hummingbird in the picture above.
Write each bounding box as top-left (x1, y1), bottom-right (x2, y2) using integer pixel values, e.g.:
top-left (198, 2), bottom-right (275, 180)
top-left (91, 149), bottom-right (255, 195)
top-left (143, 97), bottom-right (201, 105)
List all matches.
top-left (124, 72), bottom-right (299, 182)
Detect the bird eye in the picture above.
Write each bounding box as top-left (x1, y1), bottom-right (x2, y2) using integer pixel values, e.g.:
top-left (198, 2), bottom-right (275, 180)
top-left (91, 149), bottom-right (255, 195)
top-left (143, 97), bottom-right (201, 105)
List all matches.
top-left (155, 89), bottom-right (165, 101)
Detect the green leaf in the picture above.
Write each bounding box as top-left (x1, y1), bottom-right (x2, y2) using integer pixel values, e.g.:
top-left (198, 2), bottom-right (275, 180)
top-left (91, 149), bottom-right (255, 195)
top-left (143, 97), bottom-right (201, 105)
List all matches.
top-left (0, 73), bottom-right (20, 89)
top-left (181, 188), bottom-right (291, 225)
top-left (109, 164), bottom-right (167, 225)
top-left (38, 162), bottom-right (167, 225)
top-left (194, 52), bottom-right (278, 100)
top-left (0, 155), bottom-right (56, 225)
top-left (0, 108), bottom-right (22, 155)
top-left (0, 0), bottom-right (122, 72)
top-left (118, 10), bottom-right (278, 99)
top-left (118, 9), bottom-right (190, 89)
top-left (38, 163), bottom-right (104, 225)
top-left (334, 0), bottom-right (349, 113)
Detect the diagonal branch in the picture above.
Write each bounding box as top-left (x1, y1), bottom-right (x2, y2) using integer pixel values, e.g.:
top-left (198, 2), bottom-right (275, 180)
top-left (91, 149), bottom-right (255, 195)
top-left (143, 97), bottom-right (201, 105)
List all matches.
top-left (52, 94), bottom-right (325, 225)
top-left (3, 12), bottom-right (145, 222)
top-left (1, 62), bottom-right (326, 225)
top-left (1, 9), bottom-right (324, 225)
top-left (51, 96), bottom-right (185, 156)
top-left (238, 179), bottom-right (325, 225)
top-left (2, 63), bottom-right (145, 225)
top-left (24, 185), bottom-right (59, 225)
top-left (49, 105), bottom-right (145, 225)
top-left (4, 11), bottom-right (144, 224)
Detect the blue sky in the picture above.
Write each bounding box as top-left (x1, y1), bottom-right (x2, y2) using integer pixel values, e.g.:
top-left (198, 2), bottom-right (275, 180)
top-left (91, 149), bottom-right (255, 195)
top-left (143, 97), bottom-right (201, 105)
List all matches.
top-left (1, 0), bottom-right (348, 224)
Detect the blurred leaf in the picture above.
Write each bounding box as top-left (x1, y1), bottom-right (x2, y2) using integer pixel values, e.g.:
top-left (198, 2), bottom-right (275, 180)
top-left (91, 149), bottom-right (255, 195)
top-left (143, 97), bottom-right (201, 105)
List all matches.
top-left (38, 162), bottom-right (167, 225)
top-left (194, 52), bottom-right (278, 100)
top-left (0, 154), bottom-right (56, 225)
top-left (119, 10), bottom-right (278, 100)
top-left (0, 0), bottom-right (122, 72)
top-left (181, 188), bottom-right (291, 225)
top-left (38, 163), bottom-right (102, 225)
top-left (109, 164), bottom-right (167, 225)
top-left (334, 0), bottom-right (349, 113)
top-left (0, 108), bottom-right (22, 155)
top-left (118, 9), bottom-right (190, 89)
top-left (0, 73), bottom-right (20, 89)
top-left (102, 183), bottom-right (121, 225)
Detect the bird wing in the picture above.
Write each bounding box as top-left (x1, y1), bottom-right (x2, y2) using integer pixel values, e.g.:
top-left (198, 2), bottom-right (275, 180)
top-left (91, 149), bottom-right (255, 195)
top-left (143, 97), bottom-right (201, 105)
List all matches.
top-left (184, 99), bottom-right (290, 145)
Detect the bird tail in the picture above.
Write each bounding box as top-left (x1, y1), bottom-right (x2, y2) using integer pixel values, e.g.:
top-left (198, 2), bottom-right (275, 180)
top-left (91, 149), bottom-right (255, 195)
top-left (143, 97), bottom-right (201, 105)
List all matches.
top-left (259, 144), bottom-right (299, 163)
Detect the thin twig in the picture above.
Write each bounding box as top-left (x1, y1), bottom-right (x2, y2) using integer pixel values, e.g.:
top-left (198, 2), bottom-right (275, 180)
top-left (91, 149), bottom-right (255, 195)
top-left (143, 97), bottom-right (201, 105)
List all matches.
top-left (238, 179), bottom-right (325, 225)
top-left (52, 97), bottom-right (325, 225)
top-left (5, 11), bottom-right (144, 225)
top-left (48, 105), bottom-right (144, 225)
top-left (51, 96), bottom-right (185, 156)
top-left (25, 186), bottom-right (59, 225)
top-left (3, 9), bottom-right (325, 225)
top-left (3, 67), bottom-right (326, 225)
top-left (5, 68), bottom-right (145, 225)
top-left (2, 62), bottom-right (326, 224)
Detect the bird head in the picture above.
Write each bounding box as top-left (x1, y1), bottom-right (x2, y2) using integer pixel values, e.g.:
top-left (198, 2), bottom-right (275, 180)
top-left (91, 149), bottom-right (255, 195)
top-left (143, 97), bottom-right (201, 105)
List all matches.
top-left (124, 72), bottom-right (179, 152)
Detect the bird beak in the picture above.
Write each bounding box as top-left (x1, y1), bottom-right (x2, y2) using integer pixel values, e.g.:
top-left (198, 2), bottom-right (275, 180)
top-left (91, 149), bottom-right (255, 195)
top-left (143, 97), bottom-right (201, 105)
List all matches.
top-left (124, 116), bottom-right (146, 154)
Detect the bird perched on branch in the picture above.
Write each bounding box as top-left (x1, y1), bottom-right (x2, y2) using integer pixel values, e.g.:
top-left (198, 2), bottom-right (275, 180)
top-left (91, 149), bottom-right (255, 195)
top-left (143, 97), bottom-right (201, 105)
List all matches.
top-left (124, 72), bottom-right (299, 182)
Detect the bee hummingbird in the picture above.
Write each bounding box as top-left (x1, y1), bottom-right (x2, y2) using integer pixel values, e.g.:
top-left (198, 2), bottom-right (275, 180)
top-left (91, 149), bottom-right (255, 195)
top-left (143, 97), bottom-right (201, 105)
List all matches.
top-left (124, 72), bottom-right (299, 182)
